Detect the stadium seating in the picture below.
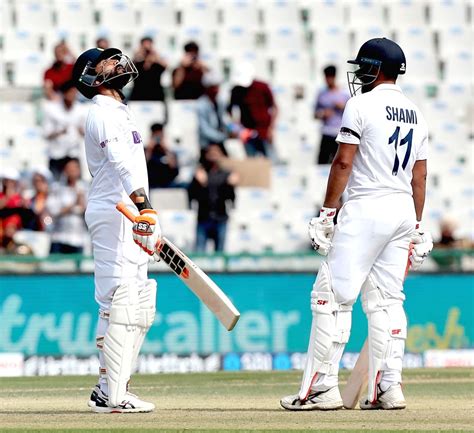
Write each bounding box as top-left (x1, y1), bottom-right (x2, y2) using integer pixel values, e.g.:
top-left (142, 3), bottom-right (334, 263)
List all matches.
top-left (313, 26), bottom-right (351, 74)
top-left (346, 1), bottom-right (384, 28)
top-left (2, 31), bottom-right (43, 61)
top-left (430, 1), bottom-right (468, 29)
top-left (219, 0), bottom-right (259, 29)
top-left (127, 101), bottom-right (167, 135)
top-left (217, 26), bottom-right (257, 57)
top-left (180, 1), bottom-right (219, 30)
top-left (0, 0), bottom-right (473, 254)
top-left (96, 1), bottom-right (137, 33)
top-left (13, 230), bottom-right (51, 258)
top-left (386, 0), bottom-right (427, 28)
top-left (15, 1), bottom-right (54, 31)
top-left (158, 209), bottom-right (197, 251)
top-left (54, 1), bottom-right (96, 33)
top-left (150, 188), bottom-right (189, 210)
top-left (261, 0), bottom-right (301, 29)
top-left (137, 0), bottom-right (177, 31)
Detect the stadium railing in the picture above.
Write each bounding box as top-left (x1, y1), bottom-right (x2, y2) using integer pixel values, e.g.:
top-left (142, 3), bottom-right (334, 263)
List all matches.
top-left (0, 249), bottom-right (472, 274)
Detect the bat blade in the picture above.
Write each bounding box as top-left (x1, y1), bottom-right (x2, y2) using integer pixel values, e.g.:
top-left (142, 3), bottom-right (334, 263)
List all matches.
top-left (115, 202), bottom-right (240, 330)
top-left (342, 339), bottom-right (369, 409)
top-left (159, 236), bottom-right (240, 331)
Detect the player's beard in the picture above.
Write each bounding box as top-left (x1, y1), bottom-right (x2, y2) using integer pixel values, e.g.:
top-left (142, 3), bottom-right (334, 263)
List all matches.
top-left (102, 67), bottom-right (132, 90)
top-left (361, 83), bottom-right (375, 94)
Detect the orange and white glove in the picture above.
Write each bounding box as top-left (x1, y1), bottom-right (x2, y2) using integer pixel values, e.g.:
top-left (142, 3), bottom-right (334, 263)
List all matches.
top-left (132, 209), bottom-right (162, 256)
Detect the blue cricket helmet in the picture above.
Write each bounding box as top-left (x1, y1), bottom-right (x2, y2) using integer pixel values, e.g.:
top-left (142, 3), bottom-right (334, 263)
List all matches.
top-left (347, 37), bottom-right (406, 96)
top-left (72, 47), bottom-right (137, 99)
top-left (348, 37), bottom-right (406, 76)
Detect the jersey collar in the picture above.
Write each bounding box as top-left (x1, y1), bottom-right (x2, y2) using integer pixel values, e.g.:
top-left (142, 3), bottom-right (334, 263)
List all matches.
top-left (372, 83), bottom-right (402, 93)
top-left (92, 94), bottom-right (127, 108)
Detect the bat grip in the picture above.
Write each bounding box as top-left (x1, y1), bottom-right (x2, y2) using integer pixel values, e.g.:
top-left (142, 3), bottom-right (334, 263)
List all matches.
top-left (116, 202), bottom-right (137, 222)
top-left (404, 242), bottom-right (413, 280)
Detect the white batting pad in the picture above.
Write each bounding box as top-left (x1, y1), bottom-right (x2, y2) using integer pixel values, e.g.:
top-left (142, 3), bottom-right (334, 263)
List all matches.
top-left (103, 283), bottom-right (140, 407)
top-left (131, 279), bottom-right (157, 374)
top-left (362, 275), bottom-right (407, 403)
top-left (299, 262), bottom-right (352, 400)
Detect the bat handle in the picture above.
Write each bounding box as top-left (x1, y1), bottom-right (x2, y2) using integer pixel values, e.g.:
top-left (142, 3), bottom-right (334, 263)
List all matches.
top-left (116, 202), bottom-right (137, 222)
top-left (404, 242), bottom-right (413, 280)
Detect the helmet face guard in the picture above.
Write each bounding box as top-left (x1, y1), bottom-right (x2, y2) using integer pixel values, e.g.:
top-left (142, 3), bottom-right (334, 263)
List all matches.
top-left (347, 57), bottom-right (381, 97)
top-left (78, 52), bottom-right (138, 91)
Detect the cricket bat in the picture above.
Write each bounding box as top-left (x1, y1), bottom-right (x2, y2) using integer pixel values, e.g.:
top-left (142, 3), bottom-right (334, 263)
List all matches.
top-left (342, 246), bottom-right (413, 409)
top-left (116, 202), bottom-right (240, 331)
top-left (342, 339), bottom-right (369, 409)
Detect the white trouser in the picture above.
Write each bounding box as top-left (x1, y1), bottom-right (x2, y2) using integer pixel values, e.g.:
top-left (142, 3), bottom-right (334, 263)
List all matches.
top-left (300, 193), bottom-right (415, 397)
top-left (328, 193), bottom-right (415, 306)
top-left (85, 206), bottom-right (148, 310)
top-left (85, 206), bottom-right (150, 398)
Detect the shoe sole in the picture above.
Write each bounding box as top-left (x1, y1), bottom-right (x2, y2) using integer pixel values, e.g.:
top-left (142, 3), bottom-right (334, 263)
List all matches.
top-left (280, 400), bottom-right (343, 411)
top-left (360, 403), bottom-right (406, 410)
top-left (91, 406), bottom-right (154, 414)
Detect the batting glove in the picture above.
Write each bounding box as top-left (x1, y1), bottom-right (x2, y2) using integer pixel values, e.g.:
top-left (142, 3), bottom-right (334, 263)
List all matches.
top-left (409, 222), bottom-right (433, 270)
top-left (132, 209), bottom-right (162, 256)
top-left (308, 207), bottom-right (337, 256)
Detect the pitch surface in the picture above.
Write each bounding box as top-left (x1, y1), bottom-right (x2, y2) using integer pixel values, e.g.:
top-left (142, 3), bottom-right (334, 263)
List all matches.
top-left (1, 368), bottom-right (472, 432)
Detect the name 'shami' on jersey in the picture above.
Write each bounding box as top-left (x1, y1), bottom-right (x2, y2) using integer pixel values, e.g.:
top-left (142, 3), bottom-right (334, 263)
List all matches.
top-left (385, 106), bottom-right (418, 124)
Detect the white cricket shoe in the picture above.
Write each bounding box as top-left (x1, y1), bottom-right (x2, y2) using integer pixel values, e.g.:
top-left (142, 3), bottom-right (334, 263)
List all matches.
top-left (89, 384), bottom-right (155, 413)
top-left (360, 384), bottom-right (406, 410)
top-left (280, 387), bottom-right (343, 411)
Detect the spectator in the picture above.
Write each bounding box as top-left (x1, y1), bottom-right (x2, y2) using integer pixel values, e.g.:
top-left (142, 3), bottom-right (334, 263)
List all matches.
top-left (432, 214), bottom-right (473, 269)
top-left (0, 168), bottom-right (25, 252)
top-left (228, 62), bottom-right (278, 158)
top-left (25, 168), bottom-right (52, 231)
top-left (197, 71), bottom-right (231, 155)
top-left (129, 37), bottom-right (168, 101)
top-left (96, 37), bottom-right (110, 50)
top-left (188, 144), bottom-right (238, 252)
top-left (46, 158), bottom-right (88, 254)
top-left (314, 65), bottom-right (350, 164)
top-left (146, 123), bottom-right (179, 188)
top-left (435, 215), bottom-right (473, 249)
top-left (42, 80), bottom-right (88, 180)
top-left (172, 41), bottom-right (209, 100)
top-left (44, 41), bottom-right (75, 101)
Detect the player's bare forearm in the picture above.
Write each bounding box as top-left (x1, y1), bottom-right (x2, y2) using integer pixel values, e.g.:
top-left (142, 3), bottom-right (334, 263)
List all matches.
top-left (411, 159), bottom-right (427, 221)
top-left (323, 143), bottom-right (357, 208)
top-left (130, 188), bottom-right (153, 211)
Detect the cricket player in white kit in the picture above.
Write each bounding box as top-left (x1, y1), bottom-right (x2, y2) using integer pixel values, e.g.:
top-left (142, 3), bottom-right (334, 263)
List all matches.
top-left (72, 47), bottom-right (162, 413)
top-left (281, 38), bottom-right (433, 411)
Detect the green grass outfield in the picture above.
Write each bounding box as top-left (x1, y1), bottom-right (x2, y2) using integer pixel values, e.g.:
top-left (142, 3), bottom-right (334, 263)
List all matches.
top-left (1, 368), bottom-right (473, 433)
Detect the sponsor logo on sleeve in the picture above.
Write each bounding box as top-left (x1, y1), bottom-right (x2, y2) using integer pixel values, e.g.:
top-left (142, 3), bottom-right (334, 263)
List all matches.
top-left (339, 127), bottom-right (360, 140)
top-left (99, 137), bottom-right (118, 148)
top-left (132, 131), bottom-right (142, 144)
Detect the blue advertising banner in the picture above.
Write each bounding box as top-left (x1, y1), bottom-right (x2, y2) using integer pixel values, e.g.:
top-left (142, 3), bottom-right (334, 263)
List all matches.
top-left (0, 273), bottom-right (472, 356)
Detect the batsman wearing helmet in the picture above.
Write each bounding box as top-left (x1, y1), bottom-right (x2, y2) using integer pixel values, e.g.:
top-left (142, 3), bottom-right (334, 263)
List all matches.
top-left (281, 38), bottom-right (433, 411)
top-left (72, 47), bottom-right (161, 413)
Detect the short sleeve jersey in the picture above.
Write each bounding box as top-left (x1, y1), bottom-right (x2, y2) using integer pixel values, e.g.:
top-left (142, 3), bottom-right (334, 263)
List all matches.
top-left (336, 84), bottom-right (428, 200)
top-left (84, 95), bottom-right (148, 209)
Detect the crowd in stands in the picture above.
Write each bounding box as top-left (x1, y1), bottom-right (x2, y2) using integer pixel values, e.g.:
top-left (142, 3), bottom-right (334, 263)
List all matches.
top-left (0, 0), bottom-right (472, 261)
top-left (1, 35), bottom-right (286, 255)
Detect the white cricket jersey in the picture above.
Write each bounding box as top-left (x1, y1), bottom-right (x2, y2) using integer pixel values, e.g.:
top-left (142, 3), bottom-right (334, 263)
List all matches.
top-left (84, 95), bottom-right (148, 209)
top-left (336, 84), bottom-right (428, 200)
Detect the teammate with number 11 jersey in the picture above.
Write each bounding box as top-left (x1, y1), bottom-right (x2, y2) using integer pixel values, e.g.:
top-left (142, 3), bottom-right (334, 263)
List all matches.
top-left (338, 81), bottom-right (428, 200)
top-left (281, 37), bottom-right (433, 412)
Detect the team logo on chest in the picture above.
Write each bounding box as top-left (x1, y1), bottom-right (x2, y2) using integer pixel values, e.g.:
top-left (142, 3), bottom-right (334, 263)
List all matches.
top-left (131, 131), bottom-right (142, 144)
